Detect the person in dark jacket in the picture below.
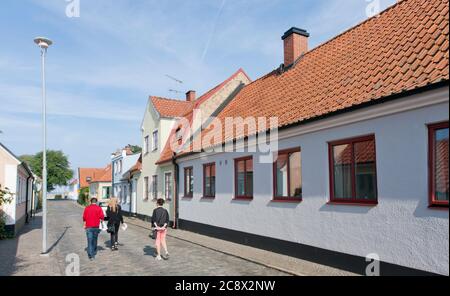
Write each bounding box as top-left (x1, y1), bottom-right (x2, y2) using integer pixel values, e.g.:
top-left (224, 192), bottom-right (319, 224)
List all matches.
top-left (151, 198), bottom-right (170, 260)
top-left (106, 197), bottom-right (123, 251)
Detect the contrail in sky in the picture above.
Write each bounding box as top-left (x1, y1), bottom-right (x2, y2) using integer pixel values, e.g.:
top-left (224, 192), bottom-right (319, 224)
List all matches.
top-left (201, 0), bottom-right (227, 62)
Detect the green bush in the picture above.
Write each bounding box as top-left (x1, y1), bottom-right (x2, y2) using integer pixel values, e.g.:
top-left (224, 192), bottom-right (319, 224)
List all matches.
top-left (78, 188), bottom-right (89, 207)
top-left (0, 212), bottom-right (13, 240)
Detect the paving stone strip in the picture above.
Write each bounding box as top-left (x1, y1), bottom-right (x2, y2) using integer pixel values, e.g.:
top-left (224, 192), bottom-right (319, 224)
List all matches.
top-left (124, 216), bottom-right (356, 276)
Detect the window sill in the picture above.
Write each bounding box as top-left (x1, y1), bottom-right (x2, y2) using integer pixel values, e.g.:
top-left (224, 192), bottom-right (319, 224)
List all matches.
top-left (201, 196), bottom-right (215, 200)
top-left (233, 197), bottom-right (253, 201)
top-left (327, 201), bottom-right (378, 207)
top-left (271, 198), bottom-right (303, 203)
top-left (428, 204), bottom-right (449, 210)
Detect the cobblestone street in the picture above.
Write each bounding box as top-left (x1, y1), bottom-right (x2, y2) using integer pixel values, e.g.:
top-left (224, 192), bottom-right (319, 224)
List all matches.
top-left (0, 200), bottom-right (288, 276)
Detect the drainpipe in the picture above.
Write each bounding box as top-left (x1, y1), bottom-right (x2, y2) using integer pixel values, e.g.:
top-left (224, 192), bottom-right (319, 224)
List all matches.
top-left (25, 177), bottom-right (29, 224)
top-left (171, 153), bottom-right (179, 229)
top-left (25, 175), bottom-right (33, 224)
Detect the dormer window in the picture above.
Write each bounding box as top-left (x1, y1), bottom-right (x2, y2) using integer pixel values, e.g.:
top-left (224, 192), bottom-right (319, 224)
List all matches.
top-left (175, 127), bottom-right (183, 145)
top-left (176, 127), bottom-right (182, 140)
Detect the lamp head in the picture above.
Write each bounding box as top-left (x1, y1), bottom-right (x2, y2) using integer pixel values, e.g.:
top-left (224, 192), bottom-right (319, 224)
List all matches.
top-left (34, 37), bottom-right (53, 49)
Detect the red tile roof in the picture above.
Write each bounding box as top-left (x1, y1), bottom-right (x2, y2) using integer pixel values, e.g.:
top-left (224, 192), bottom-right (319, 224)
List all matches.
top-left (90, 165), bottom-right (112, 183)
top-left (157, 69), bottom-right (250, 164)
top-left (150, 96), bottom-right (194, 118)
top-left (78, 165), bottom-right (112, 188)
top-left (167, 0), bottom-right (449, 159)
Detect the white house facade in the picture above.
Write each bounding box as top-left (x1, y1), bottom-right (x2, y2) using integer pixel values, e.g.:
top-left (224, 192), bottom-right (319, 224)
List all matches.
top-left (168, 0), bottom-right (449, 275)
top-left (177, 88), bottom-right (449, 275)
top-left (0, 143), bottom-right (35, 236)
top-left (136, 69), bottom-right (251, 223)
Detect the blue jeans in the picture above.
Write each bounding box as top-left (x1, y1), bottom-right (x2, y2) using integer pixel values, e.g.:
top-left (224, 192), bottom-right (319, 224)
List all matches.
top-left (86, 228), bottom-right (100, 258)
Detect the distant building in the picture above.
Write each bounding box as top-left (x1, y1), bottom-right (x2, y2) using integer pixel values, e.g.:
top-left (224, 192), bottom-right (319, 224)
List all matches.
top-left (88, 165), bottom-right (112, 201)
top-left (111, 146), bottom-right (140, 213)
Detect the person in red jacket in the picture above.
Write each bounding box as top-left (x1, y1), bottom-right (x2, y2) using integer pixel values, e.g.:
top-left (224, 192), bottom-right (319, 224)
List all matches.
top-left (82, 197), bottom-right (105, 260)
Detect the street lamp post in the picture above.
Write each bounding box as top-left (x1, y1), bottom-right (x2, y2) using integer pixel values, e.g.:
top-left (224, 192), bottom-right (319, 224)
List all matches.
top-left (34, 37), bottom-right (53, 255)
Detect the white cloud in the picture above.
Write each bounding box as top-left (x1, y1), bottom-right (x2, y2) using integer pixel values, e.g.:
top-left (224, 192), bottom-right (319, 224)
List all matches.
top-left (0, 83), bottom-right (142, 122)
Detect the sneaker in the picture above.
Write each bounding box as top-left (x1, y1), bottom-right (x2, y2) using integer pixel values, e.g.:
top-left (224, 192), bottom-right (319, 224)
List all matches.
top-left (162, 253), bottom-right (170, 260)
top-left (155, 255), bottom-right (162, 261)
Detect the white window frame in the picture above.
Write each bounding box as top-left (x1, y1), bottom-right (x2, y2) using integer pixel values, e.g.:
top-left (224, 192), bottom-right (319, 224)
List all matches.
top-left (152, 175), bottom-right (158, 200)
top-left (164, 172), bottom-right (172, 201)
top-left (152, 130), bottom-right (159, 151)
top-left (144, 176), bottom-right (149, 201)
top-left (144, 135), bottom-right (150, 154)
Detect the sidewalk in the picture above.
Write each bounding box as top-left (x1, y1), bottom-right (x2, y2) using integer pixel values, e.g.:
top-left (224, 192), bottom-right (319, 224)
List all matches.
top-left (0, 213), bottom-right (62, 276)
top-left (124, 216), bottom-right (356, 276)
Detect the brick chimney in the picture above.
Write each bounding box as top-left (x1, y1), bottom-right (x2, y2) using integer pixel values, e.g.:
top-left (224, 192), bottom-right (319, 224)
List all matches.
top-left (282, 27), bottom-right (310, 66)
top-left (186, 90), bottom-right (196, 102)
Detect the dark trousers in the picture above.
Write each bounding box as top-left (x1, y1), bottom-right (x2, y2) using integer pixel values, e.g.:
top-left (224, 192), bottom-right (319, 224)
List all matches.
top-left (110, 223), bottom-right (120, 247)
top-left (86, 228), bottom-right (100, 258)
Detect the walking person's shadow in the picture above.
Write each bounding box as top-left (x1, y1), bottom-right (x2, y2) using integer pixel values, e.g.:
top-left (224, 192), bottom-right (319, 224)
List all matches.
top-left (143, 246), bottom-right (156, 257)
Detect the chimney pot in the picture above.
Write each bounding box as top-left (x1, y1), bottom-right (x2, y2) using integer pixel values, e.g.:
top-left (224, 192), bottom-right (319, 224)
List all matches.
top-left (186, 90), bottom-right (196, 102)
top-left (282, 27), bottom-right (309, 66)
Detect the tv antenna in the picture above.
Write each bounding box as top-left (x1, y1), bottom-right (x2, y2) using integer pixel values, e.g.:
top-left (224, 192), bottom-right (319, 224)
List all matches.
top-left (169, 89), bottom-right (184, 94)
top-left (165, 74), bottom-right (183, 84)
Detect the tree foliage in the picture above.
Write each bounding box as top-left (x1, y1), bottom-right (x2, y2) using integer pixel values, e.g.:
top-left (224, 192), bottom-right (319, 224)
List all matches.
top-left (20, 150), bottom-right (73, 192)
top-left (129, 145), bottom-right (142, 154)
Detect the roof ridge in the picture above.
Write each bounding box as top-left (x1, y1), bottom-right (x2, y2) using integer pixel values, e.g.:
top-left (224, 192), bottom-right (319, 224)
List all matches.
top-left (239, 0), bottom-right (405, 89)
top-left (299, 0), bottom-right (403, 62)
top-left (150, 96), bottom-right (191, 103)
top-left (194, 68), bottom-right (250, 106)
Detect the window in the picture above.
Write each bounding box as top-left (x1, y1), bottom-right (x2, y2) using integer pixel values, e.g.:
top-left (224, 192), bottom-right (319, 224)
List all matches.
top-left (152, 130), bottom-right (159, 151)
top-left (176, 128), bottom-right (183, 142)
top-left (203, 163), bottom-right (216, 198)
top-left (144, 177), bottom-right (149, 201)
top-left (184, 167), bottom-right (194, 198)
top-left (164, 173), bottom-right (172, 200)
top-left (273, 148), bottom-right (302, 201)
top-left (429, 122), bottom-right (449, 207)
top-left (329, 135), bottom-right (378, 204)
top-left (235, 157), bottom-right (253, 199)
top-left (152, 175), bottom-right (158, 200)
top-left (124, 185), bottom-right (129, 204)
top-left (144, 136), bottom-right (150, 154)
top-left (102, 187), bottom-right (111, 199)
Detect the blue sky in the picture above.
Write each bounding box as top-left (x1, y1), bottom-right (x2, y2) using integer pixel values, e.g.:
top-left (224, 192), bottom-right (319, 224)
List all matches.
top-left (0, 0), bottom-right (396, 173)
